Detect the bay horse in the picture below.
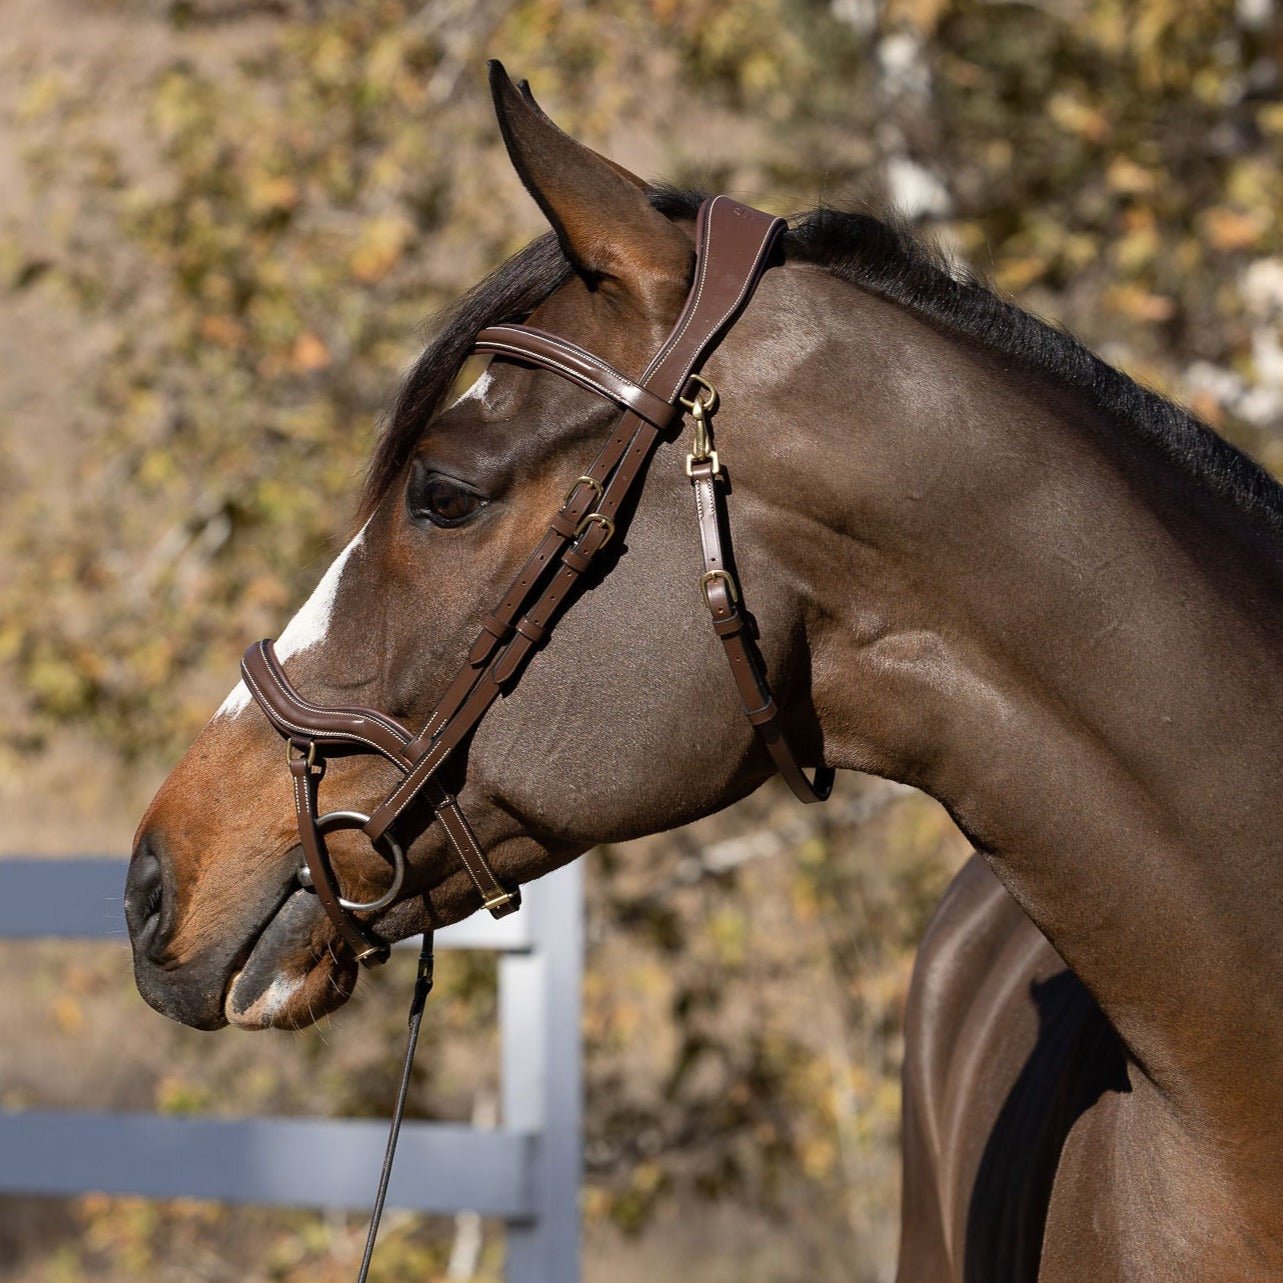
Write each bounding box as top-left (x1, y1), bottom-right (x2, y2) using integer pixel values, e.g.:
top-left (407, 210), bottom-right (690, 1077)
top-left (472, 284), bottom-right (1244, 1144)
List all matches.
top-left (126, 64), bottom-right (1283, 1281)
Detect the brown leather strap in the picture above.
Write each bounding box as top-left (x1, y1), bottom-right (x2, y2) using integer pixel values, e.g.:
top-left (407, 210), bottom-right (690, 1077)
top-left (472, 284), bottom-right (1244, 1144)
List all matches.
top-left (405, 200), bottom-right (789, 763)
top-left (243, 643), bottom-right (520, 928)
top-left (689, 457), bottom-right (834, 804)
top-left (364, 198), bottom-right (791, 841)
top-left (640, 195), bottom-right (787, 400)
top-left (289, 750), bottom-right (390, 963)
top-left (431, 790), bottom-right (520, 915)
top-left (243, 640), bottom-right (412, 762)
top-left (475, 325), bottom-right (678, 428)
top-left (410, 409), bottom-right (656, 748)
top-left (242, 195), bottom-right (830, 961)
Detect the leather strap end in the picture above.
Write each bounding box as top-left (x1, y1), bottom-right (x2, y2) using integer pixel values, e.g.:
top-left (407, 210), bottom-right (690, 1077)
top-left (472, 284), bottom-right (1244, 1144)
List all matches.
top-left (807, 767), bottom-right (837, 802)
top-left (467, 634), bottom-right (498, 667)
top-left (491, 637), bottom-right (531, 687)
top-left (483, 887), bottom-right (523, 918)
top-left (549, 510), bottom-right (579, 538)
top-left (355, 942), bottom-right (392, 967)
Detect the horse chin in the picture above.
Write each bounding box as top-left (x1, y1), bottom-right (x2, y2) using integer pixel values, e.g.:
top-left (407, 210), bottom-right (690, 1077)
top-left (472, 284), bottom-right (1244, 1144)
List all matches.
top-left (223, 888), bottom-right (358, 1030)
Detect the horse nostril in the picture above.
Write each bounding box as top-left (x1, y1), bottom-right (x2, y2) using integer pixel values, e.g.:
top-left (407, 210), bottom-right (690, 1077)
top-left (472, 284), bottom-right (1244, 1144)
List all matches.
top-left (125, 833), bottom-right (169, 957)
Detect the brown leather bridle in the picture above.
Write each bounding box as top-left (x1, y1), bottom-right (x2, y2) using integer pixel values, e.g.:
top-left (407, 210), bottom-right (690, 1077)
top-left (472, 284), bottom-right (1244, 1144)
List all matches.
top-left (242, 195), bottom-right (833, 969)
top-left (238, 195), bottom-right (833, 1281)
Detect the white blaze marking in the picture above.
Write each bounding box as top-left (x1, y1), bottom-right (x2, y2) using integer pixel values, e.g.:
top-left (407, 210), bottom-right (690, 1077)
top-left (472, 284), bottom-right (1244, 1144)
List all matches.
top-left (274, 524), bottom-right (367, 661)
top-left (213, 522), bottom-right (368, 721)
top-left (451, 368), bottom-right (492, 408)
top-left (215, 679), bottom-right (253, 720)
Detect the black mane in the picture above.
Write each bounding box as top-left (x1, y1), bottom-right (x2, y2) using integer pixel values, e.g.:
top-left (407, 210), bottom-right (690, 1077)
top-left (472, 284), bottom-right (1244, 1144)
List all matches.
top-left (365, 187), bottom-right (1283, 538)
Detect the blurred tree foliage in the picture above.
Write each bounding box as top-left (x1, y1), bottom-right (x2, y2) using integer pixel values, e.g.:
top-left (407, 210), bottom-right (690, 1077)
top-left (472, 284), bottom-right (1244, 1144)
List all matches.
top-left (1, 0), bottom-right (1281, 1279)
top-left (2, 0), bottom-right (1280, 757)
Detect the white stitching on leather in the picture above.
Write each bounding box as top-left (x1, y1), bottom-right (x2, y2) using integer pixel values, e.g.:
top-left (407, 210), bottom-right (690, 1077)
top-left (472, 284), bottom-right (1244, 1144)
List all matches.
top-left (653, 194), bottom-right (721, 388)
top-left (243, 663), bottom-right (397, 762)
top-left (379, 737), bottom-right (451, 824)
top-left (436, 808), bottom-right (492, 896)
top-left (477, 336), bottom-right (665, 422)
top-left (650, 198), bottom-right (783, 400)
top-left (482, 325), bottom-right (636, 396)
top-left (262, 653), bottom-right (408, 740)
top-left (255, 648), bottom-right (411, 747)
top-left (304, 203), bottom-right (785, 836)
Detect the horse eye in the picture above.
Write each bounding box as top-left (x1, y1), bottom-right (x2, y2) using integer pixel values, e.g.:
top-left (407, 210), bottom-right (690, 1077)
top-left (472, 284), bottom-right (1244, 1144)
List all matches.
top-left (409, 470), bottom-right (486, 528)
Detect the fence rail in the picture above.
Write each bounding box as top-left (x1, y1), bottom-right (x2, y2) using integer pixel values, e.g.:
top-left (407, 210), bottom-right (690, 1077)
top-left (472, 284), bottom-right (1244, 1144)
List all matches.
top-left (0, 855), bottom-right (583, 1282)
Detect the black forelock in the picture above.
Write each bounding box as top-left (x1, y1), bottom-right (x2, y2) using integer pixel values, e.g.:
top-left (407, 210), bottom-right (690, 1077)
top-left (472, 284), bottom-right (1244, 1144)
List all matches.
top-left (360, 187), bottom-right (704, 518)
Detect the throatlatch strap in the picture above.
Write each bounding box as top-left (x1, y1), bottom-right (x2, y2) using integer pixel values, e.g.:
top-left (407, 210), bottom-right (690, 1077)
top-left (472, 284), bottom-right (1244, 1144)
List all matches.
top-left (689, 458), bottom-right (834, 803)
top-left (365, 197), bottom-right (795, 841)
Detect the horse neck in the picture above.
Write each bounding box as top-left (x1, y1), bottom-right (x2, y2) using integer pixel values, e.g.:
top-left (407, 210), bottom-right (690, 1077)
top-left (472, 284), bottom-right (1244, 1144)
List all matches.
top-left (735, 269), bottom-right (1283, 1159)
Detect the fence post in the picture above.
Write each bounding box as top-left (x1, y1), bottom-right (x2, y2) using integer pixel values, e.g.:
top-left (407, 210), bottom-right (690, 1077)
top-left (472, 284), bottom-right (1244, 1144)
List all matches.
top-left (0, 856), bottom-right (585, 1275)
top-left (500, 859), bottom-right (583, 1283)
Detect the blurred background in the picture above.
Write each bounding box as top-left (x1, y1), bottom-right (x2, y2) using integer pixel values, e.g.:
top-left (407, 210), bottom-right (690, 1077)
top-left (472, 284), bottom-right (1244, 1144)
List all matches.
top-left (1, 0), bottom-right (1280, 1279)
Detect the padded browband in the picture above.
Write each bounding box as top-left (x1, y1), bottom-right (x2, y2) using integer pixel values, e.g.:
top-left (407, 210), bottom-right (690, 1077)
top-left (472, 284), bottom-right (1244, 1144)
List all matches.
top-left (474, 325), bottom-right (679, 428)
top-left (360, 196), bottom-right (798, 842)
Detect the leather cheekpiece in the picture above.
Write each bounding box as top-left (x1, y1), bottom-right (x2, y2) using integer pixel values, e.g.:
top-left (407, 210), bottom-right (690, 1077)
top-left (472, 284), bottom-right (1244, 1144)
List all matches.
top-left (241, 196), bottom-right (831, 966)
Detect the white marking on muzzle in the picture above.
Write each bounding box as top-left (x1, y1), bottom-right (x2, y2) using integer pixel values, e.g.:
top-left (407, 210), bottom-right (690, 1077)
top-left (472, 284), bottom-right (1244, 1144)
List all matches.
top-left (257, 971), bottom-right (305, 1020)
top-left (226, 968), bottom-right (306, 1025)
top-left (213, 522), bottom-right (368, 721)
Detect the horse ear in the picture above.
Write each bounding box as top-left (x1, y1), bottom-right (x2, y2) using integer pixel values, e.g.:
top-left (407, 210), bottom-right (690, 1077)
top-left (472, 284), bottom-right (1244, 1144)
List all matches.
top-left (516, 78), bottom-right (650, 193)
top-left (489, 61), bottom-right (692, 311)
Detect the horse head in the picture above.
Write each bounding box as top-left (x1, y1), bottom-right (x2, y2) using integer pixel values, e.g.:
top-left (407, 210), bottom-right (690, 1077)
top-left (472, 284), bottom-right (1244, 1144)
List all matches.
top-left (126, 65), bottom-right (827, 1030)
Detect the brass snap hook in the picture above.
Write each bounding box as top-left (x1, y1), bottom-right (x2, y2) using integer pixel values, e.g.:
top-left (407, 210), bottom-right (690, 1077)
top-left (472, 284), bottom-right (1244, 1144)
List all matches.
top-left (679, 374), bottom-right (719, 416)
top-left (682, 376), bottom-right (721, 477)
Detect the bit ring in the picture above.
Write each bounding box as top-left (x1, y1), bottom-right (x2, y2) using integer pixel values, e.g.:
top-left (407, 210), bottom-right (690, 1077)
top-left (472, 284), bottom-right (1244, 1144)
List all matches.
top-left (303, 810), bottom-right (406, 913)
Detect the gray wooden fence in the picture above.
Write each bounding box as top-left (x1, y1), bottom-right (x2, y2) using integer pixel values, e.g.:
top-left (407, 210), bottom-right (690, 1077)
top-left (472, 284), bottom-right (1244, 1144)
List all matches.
top-left (0, 855), bottom-right (583, 1282)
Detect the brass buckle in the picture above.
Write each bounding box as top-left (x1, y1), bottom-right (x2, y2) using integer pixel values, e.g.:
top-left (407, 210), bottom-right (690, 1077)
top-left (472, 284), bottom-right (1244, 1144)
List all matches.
top-left (562, 474), bottom-right (603, 509)
top-left (700, 568), bottom-right (739, 608)
top-left (288, 739), bottom-right (320, 773)
top-left (483, 888), bottom-right (517, 912)
top-left (573, 512), bottom-right (615, 548)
